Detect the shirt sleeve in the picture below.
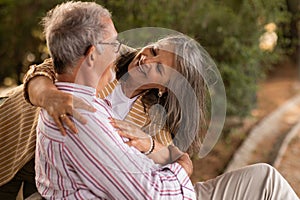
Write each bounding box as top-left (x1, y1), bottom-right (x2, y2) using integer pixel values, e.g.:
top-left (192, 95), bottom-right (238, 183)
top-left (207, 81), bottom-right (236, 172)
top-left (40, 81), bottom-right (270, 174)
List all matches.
top-left (23, 58), bottom-right (56, 105)
top-left (65, 100), bottom-right (196, 199)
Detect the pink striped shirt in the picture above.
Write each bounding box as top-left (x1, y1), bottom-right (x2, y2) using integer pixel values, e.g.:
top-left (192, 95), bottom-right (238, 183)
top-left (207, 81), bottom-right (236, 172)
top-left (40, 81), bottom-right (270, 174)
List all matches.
top-left (35, 82), bottom-right (195, 200)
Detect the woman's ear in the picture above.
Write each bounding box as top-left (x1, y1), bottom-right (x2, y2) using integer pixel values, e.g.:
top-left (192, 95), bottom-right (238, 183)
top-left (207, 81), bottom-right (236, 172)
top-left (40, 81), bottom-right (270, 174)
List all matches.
top-left (158, 87), bottom-right (167, 95)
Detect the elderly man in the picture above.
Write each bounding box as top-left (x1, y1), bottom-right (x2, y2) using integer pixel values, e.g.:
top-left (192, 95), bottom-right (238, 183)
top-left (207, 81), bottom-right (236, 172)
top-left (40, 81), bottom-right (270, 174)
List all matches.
top-left (33, 1), bottom-right (195, 199)
top-left (0, 1), bottom-right (193, 199)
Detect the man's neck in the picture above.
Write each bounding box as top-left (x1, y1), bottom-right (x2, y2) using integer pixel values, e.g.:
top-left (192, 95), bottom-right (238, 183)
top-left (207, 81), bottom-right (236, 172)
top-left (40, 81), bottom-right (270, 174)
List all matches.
top-left (57, 73), bottom-right (75, 83)
top-left (56, 58), bottom-right (97, 89)
top-left (56, 62), bottom-right (80, 83)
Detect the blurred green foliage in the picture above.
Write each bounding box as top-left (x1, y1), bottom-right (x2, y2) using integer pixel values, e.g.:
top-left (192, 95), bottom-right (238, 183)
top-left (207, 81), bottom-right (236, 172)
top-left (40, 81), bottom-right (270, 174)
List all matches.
top-left (0, 0), bottom-right (62, 84)
top-left (0, 0), bottom-right (298, 116)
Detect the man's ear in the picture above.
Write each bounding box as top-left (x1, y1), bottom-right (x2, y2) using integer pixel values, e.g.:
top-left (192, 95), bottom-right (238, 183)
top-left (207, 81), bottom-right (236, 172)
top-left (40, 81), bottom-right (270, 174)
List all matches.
top-left (85, 46), bottom-right (96, 67)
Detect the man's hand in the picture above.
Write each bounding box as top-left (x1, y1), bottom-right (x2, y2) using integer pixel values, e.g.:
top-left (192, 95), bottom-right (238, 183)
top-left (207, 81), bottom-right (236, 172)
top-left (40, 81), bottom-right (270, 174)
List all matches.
top-left (176, 153), bottom-right (193, 177)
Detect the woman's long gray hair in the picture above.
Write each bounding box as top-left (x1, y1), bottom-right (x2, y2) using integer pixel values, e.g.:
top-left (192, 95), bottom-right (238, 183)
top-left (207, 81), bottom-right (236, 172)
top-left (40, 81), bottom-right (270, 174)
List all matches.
top-left (156, 35), bottom-right (207, 155)
top-left (115, 35), bottom-right (211, 156)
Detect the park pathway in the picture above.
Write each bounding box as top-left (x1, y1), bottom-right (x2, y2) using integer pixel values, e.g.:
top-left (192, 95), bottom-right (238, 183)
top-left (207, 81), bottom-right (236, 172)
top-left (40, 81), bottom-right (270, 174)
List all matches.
top-left (225, 93), bottom-right (300, 195)
top-left (225, 60), bottom-right (300, 196)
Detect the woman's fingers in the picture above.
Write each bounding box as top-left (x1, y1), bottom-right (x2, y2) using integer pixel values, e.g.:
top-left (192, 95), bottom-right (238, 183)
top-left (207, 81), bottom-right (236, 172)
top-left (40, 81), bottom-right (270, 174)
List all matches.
top-left (110, 118), bottom-right (148, 139)
top-left (115, 128), bottom-right (152, 153)
top-left (52, 114), bottom-right (67, 136)
top-left (73, 96), bottom-right (96, 112)
top-left (60, 97), bottom-right (89, 133)
top-left (110, 118), bottom-right (166, 156)
top-left (71, 109), bottom-right (87, 125)
top-left (117, 129), bottom-right (134, 139)
top-left (43, 91), bottom-right (95, 135)
top-left (110, 118), bottom-right (134, 130)
top-left (62, 95), bottom-right (93, 125)
top-left (61, 114), bottom-right (78, 134)
top-left (110, 119), bottom-right (134, 133)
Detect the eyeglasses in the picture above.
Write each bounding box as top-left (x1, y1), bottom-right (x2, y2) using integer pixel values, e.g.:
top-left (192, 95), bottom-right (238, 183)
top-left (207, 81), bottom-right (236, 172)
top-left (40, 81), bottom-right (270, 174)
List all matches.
top-left (98, 41), bottom-right (122, 53)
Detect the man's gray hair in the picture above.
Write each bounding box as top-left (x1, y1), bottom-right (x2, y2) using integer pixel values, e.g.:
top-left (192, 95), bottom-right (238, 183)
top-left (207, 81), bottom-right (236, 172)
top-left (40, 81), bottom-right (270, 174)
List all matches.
top-left (42, 1), bottom-right (111, 73)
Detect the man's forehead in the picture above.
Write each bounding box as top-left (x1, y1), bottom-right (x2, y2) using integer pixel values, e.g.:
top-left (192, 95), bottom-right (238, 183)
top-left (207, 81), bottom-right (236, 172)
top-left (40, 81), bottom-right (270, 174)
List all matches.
top-left (101, 17), bottom-right (118, 41)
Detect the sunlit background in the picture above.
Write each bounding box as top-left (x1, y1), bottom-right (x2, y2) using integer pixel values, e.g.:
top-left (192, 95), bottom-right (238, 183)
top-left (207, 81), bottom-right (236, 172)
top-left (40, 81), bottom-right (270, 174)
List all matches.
top-left (0, 0), bottom-right (298, 118)
top-left (0, 0), bottom-right (299, 197)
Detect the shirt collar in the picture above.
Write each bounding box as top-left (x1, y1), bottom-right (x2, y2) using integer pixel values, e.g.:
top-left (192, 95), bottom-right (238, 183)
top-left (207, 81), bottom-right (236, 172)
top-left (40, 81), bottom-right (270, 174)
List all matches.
top-left (55, 82), bottom-right (96, 100)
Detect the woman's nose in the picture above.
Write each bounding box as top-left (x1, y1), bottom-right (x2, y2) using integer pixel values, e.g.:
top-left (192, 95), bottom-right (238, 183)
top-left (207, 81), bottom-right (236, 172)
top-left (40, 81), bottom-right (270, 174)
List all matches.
top-left (143, 55), bottom-right (156, 65)
top-left (139, 55), bottom-right (154, 68)
top-left (139, 55), bottom-right (146, 65)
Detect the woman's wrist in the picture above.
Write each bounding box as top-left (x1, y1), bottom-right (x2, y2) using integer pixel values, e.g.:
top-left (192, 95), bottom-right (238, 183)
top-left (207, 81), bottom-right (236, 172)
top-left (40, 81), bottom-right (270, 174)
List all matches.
top-left (143, 135), bottom-right (155, 155)
top-left (147, 144), bottom-right (184, 165)
top-left (168, 145), bottom-right (184, 162)
top-left (23, 58), bottom-right (56, 105)
top-left (27, 76), bottom-right (57, 107)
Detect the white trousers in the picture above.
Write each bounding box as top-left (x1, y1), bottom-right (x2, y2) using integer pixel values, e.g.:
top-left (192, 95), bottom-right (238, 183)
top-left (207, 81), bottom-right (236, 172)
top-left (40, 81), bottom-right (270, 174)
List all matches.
top-left (194, 163), bottom-right (299, 200)
top-left (27, 163), bottom-right (298, 200)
